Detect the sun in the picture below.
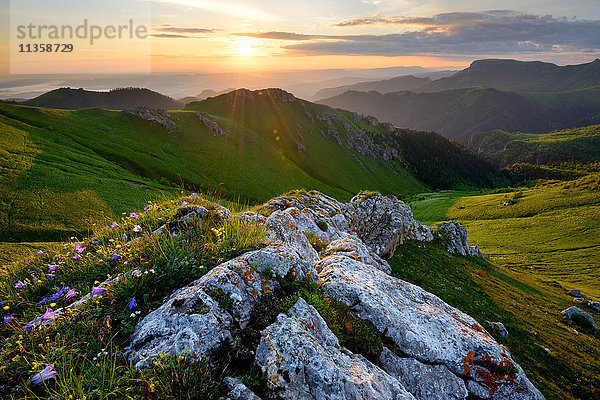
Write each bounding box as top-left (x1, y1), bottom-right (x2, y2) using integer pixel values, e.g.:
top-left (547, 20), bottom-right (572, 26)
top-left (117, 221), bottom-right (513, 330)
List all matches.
top-left (236, 37), bottom-right (253, 56)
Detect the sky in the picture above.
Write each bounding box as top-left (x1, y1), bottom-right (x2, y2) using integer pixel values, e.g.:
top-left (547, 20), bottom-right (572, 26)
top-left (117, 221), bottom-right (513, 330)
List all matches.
top-left (2, 0), bottom-right (600, 74)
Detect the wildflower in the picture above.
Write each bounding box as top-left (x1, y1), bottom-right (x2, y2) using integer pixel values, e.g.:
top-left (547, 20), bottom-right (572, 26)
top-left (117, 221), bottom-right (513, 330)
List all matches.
top-left (132, 269), bottom-right (142, 277)
top-left (73, 243), bottom-right (86, 254)
top-left (46, 274), bottom-right (55, 279)
top-left (48, 264), bottom-right (58, 272)
top-left (133, 225), bottom-right (142, 233)
top-left (31, 364), bottom-right (57, 384)
top-left (130, 312), bottom-right (136, 318)
top-left (111, 221), bottom-right (119, 228)
top-left (41, 308), bottom-right (58, 320)
top-left (15, 281), bottom-right (25, 289)
top-left (144, 206), bottom-right (150, 211)
top-left (0, 301), bottom-right (6, 306)
top-left (122, 233), bottom-right (128, 242)
top-left (65, 288), bottom-right (77, 300)
top-left (37, 250), bottom-right (44, 255)
top-left (91, 287), bottom-right (105, 296)
top-left (92, 239), bottom-right (100, 245)
top-left (112, 254), bottom-right (120, 261)
top-left (126, 298), bottom-right (137, 310)
top-left (182, 201), bottom-right (189, 206)
top-left (2, 305), bottom-right (9, 311)
top-left (149, 268), bottom-right (156, 274)
top-left (50, 303), bottom-right (56, 308)
top-left (130, 212), bottom-right (139, 219)
top-left (3, 315), bottom-right (13, 324)
top-left (36, 297), bottom-right (47, 306)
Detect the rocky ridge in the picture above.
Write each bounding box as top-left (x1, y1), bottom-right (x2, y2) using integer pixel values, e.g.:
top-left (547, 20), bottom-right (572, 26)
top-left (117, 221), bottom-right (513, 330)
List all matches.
top-left (127, 190), bottom-right (544, 400)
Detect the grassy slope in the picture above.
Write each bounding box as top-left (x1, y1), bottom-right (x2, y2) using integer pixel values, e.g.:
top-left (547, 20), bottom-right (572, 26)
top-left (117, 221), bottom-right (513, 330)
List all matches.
top-left (468, 125), bottom-right (600, 167)
top-left (0, 97), bottom-right (426, 252)
top-left (406, 181), bottom-right (600, 400)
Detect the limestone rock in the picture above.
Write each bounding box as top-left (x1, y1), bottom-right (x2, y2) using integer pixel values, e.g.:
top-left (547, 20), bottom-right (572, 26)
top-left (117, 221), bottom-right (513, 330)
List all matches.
top-left (255, 298), bottom-right (416, 400)
top-left (317, 255), bottom-right (544, 400)
top-left (561, 306), bottom-right (597, 329)
top-left (345, 191), bottom-right (419, 259)
top-left (265, 210), bottom-right (319, 264)
top-left (379, 347), bottom-right (468, 400)
top-left (325, 236), bottom-right (391, 274)
top-left (224, 377), bottom-right (261, 400)
top-left (488, 321), bottom-right (509, 338)
top-left (434, 221), bottom-right (484, 257)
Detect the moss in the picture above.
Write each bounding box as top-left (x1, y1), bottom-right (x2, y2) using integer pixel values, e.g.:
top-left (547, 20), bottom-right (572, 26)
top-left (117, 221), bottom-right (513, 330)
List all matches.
top-left (304, 232), bottom-right (328, 253)
top-left (207, 287), bottom-right (234, 311)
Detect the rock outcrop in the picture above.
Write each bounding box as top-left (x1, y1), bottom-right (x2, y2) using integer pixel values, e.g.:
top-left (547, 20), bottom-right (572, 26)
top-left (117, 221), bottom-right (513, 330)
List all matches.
top-left (435, 221), bottom-right (484, 257)
top-left (561, 306), bottom-right (597, 329)
top-left (255, 298), bottom-right (416, 399)
top-left (124, 107), bottom-right (177, 133)
top-left (128, 190), bottom-right (543, 399)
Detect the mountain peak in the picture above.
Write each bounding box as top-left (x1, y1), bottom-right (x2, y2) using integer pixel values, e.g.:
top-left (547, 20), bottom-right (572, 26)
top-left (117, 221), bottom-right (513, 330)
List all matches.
top-left (225, 88), bottom-right (297, 102)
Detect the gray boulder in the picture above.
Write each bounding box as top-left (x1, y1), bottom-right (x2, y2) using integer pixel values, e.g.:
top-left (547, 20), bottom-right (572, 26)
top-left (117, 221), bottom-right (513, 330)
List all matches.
top-left (224, 377), bottom-right (261, 400)
top-left (379, 347), bottom-right (468, 400)
top-left (567, 289), bottom-right (587, 299)
top-left (488, 321), bottom-right (509, 338)
top-left (434, 221), bottom-right (484, 257)
top-left (261, 190), bottom-right (346, 217)
top-left (588, 300), bottom-right (600, 311)
top-left (345, 191), bottom-right (422, 259)
top-left (255, 298), bottom-right (416, 399)
top-left (317, 255), bottom-right (544, 400)
top-left (561, 306), bottom-right (597, 329)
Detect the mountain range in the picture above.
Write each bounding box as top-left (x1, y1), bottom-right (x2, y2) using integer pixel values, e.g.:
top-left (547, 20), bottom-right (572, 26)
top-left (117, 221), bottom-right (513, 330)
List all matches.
top-left (318, 59), bottom-right (600, 142)
top-left (319, 87), bottom-right (600, 142)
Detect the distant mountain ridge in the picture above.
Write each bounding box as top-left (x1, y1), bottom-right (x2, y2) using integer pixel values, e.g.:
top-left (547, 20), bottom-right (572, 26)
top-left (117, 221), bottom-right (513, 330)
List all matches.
top-left (313, 75), bottom-right (431, 100)
top-left (419, 58), bottom-right (600, 93)
top-left (22, 87), bottom-right (184, 110)
top-left (319, 87), bottom-right (600, 141)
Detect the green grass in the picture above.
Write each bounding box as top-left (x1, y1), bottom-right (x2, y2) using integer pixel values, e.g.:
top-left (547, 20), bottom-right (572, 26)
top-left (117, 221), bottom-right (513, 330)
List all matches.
top-left (405, 190), bottom-right (483, 225)
top-left (390, 240), bottom-right (600, 400)
top-left (446, 182), bottom-right (600, 299)
top-left (0, 96), bottom-right (429, 248)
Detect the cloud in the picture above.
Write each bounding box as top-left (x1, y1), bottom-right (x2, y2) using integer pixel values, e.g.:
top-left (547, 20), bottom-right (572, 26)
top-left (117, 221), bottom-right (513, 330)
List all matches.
top-left (149, 33), bottom-right (205, 38)
top-left (232, 31), bottom-right (324, 41)
top-left (278, 10), bottom-right (600, 57)
top-left (155, 27), bottom-right (217, 34)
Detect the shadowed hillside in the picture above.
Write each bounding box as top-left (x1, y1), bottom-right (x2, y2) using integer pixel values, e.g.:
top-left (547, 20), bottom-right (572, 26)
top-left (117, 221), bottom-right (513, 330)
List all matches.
top-left (22, 87), bottom-right (184, 111)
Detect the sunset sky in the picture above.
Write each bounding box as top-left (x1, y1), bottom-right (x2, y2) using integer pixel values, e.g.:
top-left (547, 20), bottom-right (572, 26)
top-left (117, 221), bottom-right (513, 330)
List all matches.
top-left (2, 0), bottom-right (600, 74)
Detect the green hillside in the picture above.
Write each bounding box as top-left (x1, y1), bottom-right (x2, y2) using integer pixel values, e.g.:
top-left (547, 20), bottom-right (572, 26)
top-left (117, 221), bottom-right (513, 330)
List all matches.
top-left (1, 89), bottom-right (439, 247)
top-left (467, 125), bottom-right (600, 167)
